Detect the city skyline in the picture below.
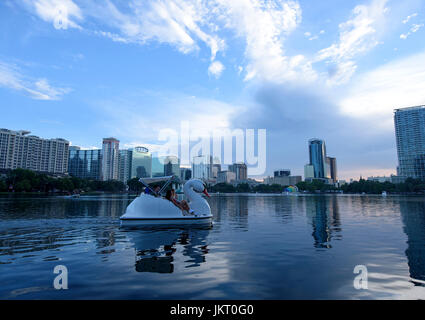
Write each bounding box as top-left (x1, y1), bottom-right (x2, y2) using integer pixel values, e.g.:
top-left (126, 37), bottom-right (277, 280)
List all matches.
top-left (2, 0), bottom-right (425, 180)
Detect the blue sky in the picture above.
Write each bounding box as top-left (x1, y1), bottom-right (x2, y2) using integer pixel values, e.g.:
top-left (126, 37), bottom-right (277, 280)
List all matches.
top-left (1, 0), bottom-right (425, 179)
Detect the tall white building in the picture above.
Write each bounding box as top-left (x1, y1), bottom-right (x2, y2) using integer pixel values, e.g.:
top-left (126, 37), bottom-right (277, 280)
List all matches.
top-left (192, 155), bottom-right (213, 180)
top-left (102, 137), bottom-right (120, 181)
top-left (0, 128), bottom-right (69, 174)
top-left (118, 149), bottom-right (133, 184)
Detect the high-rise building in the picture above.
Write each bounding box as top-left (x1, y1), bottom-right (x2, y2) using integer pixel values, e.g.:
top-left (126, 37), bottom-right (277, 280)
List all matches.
top-left (304, 164), bottom-right (314, 179)
top-left (309, 139), bottom-right (327, 179)
top-left (212, 164), bottom-right (221, 179)
top-left (274, 169), bottom-right (291, 177)
top-left (217, 170), bottom-right (236, 184)
top-left (327, 157), bottom-right (337, 182)
top-left (131, 147), bottom-right (151, 178)
top-left (394, 106), bottom-right (425, 179)
top-left (68, 146), bottom-right (102, 180)
top-left (164, 155), bottom-right (180, 176)
top-left (118, 149), bottom-right (133, 184)
top-left (151, 155), bottom-right (165, 177)
top-left (0, 128), bottom-right (69, 174)
top-left (192, 155), bottom-right (213, 180)
top-left (180, 167), bottom-right (192, 181)
top-left (229, 163), bottom-right (248, 181)
top-left (102, 137), bottom-right (120, 181)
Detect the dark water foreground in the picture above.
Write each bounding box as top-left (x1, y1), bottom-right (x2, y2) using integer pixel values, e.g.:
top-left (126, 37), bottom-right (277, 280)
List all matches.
top-left (0, 194), bottom-right (424, 299)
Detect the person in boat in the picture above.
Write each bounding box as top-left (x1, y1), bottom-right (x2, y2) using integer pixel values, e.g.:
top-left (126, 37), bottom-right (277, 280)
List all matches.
top-left (153, 186), bottom-right (161, 197)
top-left (165, 189), bottom-right (191, 213)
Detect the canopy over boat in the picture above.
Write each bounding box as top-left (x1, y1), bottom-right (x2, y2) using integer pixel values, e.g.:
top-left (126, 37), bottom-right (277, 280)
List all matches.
top-left (139, 175), bottom-right (180, 196)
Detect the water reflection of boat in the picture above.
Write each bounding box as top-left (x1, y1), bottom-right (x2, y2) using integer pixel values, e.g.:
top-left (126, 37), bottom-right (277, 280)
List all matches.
top-left (125, 227), bottom-right (211, 273)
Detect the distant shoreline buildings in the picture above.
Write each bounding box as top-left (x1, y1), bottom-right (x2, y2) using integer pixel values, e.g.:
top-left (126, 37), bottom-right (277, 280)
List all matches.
top-left (0, 128), bottom-right (69, 175)
top-left (3, 104), bottom-right (425, 186)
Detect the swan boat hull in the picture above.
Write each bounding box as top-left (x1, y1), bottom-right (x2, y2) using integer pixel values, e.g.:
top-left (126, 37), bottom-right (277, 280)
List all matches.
top-left (120, 215), bottom-right (213, 227)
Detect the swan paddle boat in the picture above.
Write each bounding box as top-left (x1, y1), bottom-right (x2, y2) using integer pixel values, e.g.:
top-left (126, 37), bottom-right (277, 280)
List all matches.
top-left (120, 176), bottom-right (213, 227)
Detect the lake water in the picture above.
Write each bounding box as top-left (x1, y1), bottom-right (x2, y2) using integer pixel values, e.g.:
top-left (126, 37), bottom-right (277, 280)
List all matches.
top-left (0, 194), bottom-right (424, 299)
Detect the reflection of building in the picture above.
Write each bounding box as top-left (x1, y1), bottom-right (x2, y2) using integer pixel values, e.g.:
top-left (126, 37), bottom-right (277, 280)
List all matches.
top-left (0, 128), bottom-right (69, 174)
top-left (399, 201), bottom-right (425, 282)
top-left (394, 106), bottom-right (425, 179)
top-left (217, 170), bottom-right (236, 183)
top-left (118, 149), bottom-right (132, 184)
top-left (68, 146), bottom-right (102, 180)
top-left (192, 155), bottom-right (213, 180)
top-left (102, 137), bottom-right (120, 180)
top-left (164, 155), bottom-right (180, 176)
top-left (229, 163), bottom-right (248, 180)
top-left (131, 147), bottom-right (151, 178)
top-left (305, 197), bottom-right (341, 248)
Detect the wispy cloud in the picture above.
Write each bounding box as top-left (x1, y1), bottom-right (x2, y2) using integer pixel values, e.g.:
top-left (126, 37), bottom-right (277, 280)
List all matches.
top-left (402, 12), bottom-right (417, 24)
top-left (400, 23), bottom-right (424, 39)
top-left (316, 0), bottom-right (389, 85)
top-left (340, 50), bottom-right (425, 123)
top-left (21, 0), bottom-right (83, 29)
top-left (0, 61), bottom-right (70, 100)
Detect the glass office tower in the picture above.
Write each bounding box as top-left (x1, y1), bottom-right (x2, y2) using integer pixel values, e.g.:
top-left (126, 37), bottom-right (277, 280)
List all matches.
top-left (68, 146), bottom-right (102, 180)
top-left (394, 106), bottom-right (425, 180)
top-left (131, 147), bottom-right (152, 178)
top-left (309, 139), bottom-right (327, 179)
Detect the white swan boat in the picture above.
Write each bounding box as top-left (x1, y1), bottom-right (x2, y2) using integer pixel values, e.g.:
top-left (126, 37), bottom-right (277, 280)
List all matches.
top-left (120, 176), bottom-right (213, 227)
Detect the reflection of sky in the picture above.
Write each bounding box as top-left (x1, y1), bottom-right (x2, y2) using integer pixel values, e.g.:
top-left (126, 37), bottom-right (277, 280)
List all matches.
top-left (1, 194), bottom-right (425, 299)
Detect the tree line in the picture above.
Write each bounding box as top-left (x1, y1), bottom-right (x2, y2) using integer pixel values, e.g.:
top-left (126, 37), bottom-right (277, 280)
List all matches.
top-left (0, 168), bottom-right (126, 193)
top-left (2, 168), bottom-right (425, 195)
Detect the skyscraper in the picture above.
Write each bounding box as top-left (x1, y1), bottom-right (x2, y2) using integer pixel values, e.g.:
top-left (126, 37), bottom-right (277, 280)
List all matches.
top-left (394, 106), bottom-right (425, 179)
top-left (327, 157), bottom-right (337, 182)
top-left (305, 138), bottom-right (337, 182)
top-left (0, 128), bottom-right (69, 174)
top-left (192, 155), bottom-right (213, 180)
top-left (164, 155), bottom-right (180, 176)
top-left (229, 162), bottom-right (248, 181)
top-left (309, 139), bottom-right (327, 179)
top-left (68, 146), bottom-right (102, 180)
top-left (102, 137), bottom-right (120, 181)
top-left (131, 147), bottom-right (151, 178)
top-left (118, 149), bottom-right (133, 184)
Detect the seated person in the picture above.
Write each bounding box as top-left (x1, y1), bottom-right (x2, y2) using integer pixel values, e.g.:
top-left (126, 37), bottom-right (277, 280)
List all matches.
top-left (153, 186), bottom-right (161, 197)
top-left (165, 189), bottom-right (192, 214)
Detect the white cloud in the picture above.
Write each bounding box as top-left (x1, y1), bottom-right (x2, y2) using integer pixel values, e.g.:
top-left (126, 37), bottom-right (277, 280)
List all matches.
top-left (91, 0), bottom-right (225, 62)
top-left (402, 13), bottom-right (417, 24)
top-left (316, 0), bottom-right (389, 85)
top-left (0, 61), bottom-right (70, 100)
top-left (208, 61), bottom-right (225, 78)
top-left (215, 0), bottom-right (317, 83)
top-left (23, 0), bottom-right (83, 29)
top-left (400, 23), bottom-right (424, 39)
top-left (340, 50), bottom-right (425, 123)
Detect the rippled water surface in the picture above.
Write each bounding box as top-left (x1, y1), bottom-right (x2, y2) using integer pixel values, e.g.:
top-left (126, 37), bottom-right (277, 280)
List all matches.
top-left (0, 194), bottom-right (425, 299)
